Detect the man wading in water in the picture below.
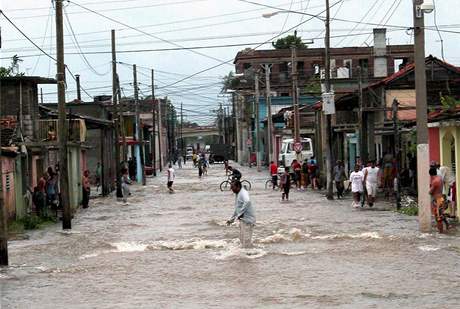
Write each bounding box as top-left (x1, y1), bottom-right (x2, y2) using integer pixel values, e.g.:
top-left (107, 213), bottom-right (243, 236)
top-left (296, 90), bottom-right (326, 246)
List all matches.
top-left (226, 180), bottom-right (256, 248)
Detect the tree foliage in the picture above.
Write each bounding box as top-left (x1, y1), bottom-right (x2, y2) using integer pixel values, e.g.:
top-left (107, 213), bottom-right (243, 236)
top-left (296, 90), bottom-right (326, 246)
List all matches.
top-left (221, 71), bottom-right (241, 93)
top-left (0, 55), bottom-right (25, 77)
top-left (272, 34), bottom-right (306, 49)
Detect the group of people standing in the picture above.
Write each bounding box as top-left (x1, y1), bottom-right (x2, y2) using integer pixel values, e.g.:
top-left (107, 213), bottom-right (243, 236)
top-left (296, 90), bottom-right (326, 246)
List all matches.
top-left (32, 167), bottom-right (60, 218)
top-left (429, 161), bottom-right (456, 233)
top-left (192, 151), bottom-right (210, 178)
top-left (348, 160), bottom-right (380, 208)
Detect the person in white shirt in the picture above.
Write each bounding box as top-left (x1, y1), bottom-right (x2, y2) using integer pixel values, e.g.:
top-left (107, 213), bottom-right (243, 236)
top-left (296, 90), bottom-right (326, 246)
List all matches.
top-left (349, 164), bottom-right (364, 208)
top-left (167, 164), bottom-right (175, 193)
top-left (363, 160), bottom-right (380, 207)
top-left (226, 181), bottom-right (256, 248)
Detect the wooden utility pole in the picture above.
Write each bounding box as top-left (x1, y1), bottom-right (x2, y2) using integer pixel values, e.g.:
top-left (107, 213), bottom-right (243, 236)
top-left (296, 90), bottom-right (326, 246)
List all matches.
top-left (264, 64), bottom-right (274, 163)
top-left (111, 29), bottom-right (122, 198)
top-left (0, 78), bottom-right (8, 265)
top-left (117, 76), bottom-right (127, 162)
top-left (151, 69), bottom-right (157, 176)
top-left (180, 102), bottom-right (184, 158)
top-left (291, 46), bottom-right (300, 142)
top-left (324, 0), bottom-right (334, 200)
top-left (40, 88), bottom-right (44, 104)
top-left (414, 0), bottom-right (431, 232)
top-left (392, 99), bottom-right (401, 210)
top-left (56, 0), bottom-right (71, 229)
top-left (255, 71), bottom-right (261, 172)
top-left (158, 97), bottom-right (163, 172)
top-left (133, 65), bottom-right (146, 185)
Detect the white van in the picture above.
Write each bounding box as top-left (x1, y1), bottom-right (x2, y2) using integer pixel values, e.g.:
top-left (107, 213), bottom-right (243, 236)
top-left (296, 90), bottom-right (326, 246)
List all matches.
top-left (279, 138), bottom-right (314, 168)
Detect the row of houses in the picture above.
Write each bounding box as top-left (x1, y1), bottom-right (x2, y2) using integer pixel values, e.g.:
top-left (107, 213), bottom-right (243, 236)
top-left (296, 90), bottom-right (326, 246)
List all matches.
top-left (231, 28), bottom-right (460, 218)
top-left (0, 76), bottom-right (174, 222)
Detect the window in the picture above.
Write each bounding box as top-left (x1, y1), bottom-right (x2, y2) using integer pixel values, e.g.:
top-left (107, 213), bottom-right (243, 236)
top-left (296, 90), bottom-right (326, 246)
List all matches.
top-left (302, 141), bottom-right (311, 151)
top-left (344, 59), bottom-right (352, 77)
top-left (359, 59), bottom-right (369, 76)
top-left (243, 63), bottom-right (251, 70)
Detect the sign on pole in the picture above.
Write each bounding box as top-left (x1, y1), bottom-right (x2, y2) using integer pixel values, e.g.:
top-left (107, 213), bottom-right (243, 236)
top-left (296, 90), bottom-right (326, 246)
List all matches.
top-left (322, 92), bottom-right (335, 115)
top-left (294, 141), bottom-right (303, 153)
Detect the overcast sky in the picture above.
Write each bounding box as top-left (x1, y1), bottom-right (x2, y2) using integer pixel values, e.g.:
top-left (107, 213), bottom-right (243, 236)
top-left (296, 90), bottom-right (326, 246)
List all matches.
top-left (1, 0), bottom-right (458, 124)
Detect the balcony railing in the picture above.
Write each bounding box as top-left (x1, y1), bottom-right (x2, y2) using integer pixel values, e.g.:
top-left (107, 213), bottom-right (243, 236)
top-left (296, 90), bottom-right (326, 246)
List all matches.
top-left (37, 119), bottom-right (87, 143)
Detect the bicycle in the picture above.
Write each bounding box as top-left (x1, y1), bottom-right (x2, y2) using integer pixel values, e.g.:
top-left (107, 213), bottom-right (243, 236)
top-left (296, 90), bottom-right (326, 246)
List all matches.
top-left (264, 173), bottom-right (296, 190)
top-left (220, 176), bottom-right (252, 191)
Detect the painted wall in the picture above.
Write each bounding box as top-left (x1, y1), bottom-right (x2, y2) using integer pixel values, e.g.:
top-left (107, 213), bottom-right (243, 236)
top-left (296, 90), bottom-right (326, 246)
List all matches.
top-left (14, 157), bottom-right (26, 219)
top-left (429, 127), bottom-right (440, 163)
top-left (439, 126), bottom-right (460, 219)
top-left (1, 157), bottom-right (16, 219)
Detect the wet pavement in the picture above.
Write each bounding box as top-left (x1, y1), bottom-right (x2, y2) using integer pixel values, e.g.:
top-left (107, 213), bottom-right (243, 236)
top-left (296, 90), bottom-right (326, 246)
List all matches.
top-left (2, 162), bottom-right (460, 308)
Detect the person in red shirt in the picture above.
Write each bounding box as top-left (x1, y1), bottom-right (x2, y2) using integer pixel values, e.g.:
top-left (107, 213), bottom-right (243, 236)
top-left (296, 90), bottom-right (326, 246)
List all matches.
top-left (269, 161), bottom-right (278, 190)
top-left (291, 159), bottom-right (302, 190)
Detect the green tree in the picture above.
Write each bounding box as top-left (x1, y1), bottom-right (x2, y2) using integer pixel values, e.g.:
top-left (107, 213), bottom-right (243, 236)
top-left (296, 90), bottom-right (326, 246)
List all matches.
top-left (0, 55), bottom-right (25, 77)
top-left (272, 34), bottom-right (306, 49)
top-left (221, 71), bottom-right (241, 93)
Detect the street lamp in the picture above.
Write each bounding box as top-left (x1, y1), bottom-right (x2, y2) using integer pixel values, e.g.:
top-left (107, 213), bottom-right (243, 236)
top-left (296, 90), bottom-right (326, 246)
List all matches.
top-left (413, 0), bottom-right (434, 232)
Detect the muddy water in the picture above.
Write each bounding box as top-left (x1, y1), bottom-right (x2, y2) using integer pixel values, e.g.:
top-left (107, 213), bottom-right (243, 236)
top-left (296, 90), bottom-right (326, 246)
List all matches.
top-left (2, 163), bottom-right (460, 308)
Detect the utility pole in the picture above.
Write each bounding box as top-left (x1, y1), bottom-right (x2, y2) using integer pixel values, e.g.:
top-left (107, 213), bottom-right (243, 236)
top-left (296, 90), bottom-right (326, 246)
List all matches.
top-left (40, 88), bottom-right (44, 104)
top-left (117, 76), bottom-right (127, 163)
top-left (324, 0), bottom-right (334, 200)
top-left (75, 74), bottom-right (81, 101)
top-left (255, 71), bottom-right (261, 172)
top-left (111, 30), bottom-right (122, 198)
top-left (264, 64), bottom-right (274, 163)
top-left (291, 46), bottom-right (300, 142)
top-left (56, 0), bottom-right (71, 229)
top-left (414, 0), bottom-right (431, 232)
top-left (151, 69), bottom-right (157, 176)
top-left (158, 97), bottom-right (163, 172)
top-left (392, 99), bottom-right (401, 210)
top-left (180, 102), bottom-right (184, 157)
top-left (0, 78), bottom-right (8, 265)
top-left (133, 65), bottom-right (145, 185)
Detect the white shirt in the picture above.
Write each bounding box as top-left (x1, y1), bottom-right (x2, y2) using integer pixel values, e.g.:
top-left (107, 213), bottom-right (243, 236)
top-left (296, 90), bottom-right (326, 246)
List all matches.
top-left (349, 171), bottom-right (364, 193)
top-left (364, 167), bottom-right (379, 185)
top-left (167, 168), bottom-right (175, 182)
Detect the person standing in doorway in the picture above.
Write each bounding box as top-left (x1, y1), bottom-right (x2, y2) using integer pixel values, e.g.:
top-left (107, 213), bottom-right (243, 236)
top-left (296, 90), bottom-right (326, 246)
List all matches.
top-left (363, 160), bottom-right (379, 207)
top-left (121, 167), bottom-right (132, 203)
top-left (349, 164), bottom-right (364, 208)
top-left (334, 160), bottom-right (346, 199)
top-left (82, 170), bottom-right (91, 209)
top-left (226, 180), bottom-right (256, 248)
top-left (95, 162), bottom-right (101, 192)
top-left (167, 164), bottom-right (175, 193)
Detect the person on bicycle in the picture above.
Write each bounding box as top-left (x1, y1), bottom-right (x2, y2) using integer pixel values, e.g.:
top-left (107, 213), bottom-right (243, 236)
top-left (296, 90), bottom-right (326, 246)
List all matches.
top-left (269, 161), bottom-right (278, 190)
top-left (228, 166), bottom-right (242, 182)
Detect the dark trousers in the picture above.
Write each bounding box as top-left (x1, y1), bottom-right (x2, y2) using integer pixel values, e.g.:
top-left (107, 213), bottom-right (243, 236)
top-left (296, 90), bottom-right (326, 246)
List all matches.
top-left (336, 181), bottom-right (344, 198)
top-left (82, 188), bottom-right (90, 208)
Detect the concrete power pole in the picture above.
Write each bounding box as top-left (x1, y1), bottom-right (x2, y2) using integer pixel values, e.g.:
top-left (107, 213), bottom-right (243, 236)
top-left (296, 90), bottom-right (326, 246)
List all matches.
top-left (324, 0), bottom-right (334, 200)
top-left (264, 64), bottom-right (274, 163)
top-left (0, 79), bottom-right (8, 265)
top-left (111, 30), bottom-right (122, 198)
top-left (255, 72), bottom-right (261, 171)
top-left (413, 0), bottom-right (431, 232)
top-left (56, 0), bottom-right (71, 229)
top-left (133, 65), bottom-right (146, 185)
top-left (151, 69), bottom-right (157, 176)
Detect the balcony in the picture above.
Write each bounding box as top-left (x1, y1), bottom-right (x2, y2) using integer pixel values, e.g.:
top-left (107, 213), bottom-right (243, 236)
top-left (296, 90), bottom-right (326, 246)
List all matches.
top-left (37, 119), bottom-right (87, 143)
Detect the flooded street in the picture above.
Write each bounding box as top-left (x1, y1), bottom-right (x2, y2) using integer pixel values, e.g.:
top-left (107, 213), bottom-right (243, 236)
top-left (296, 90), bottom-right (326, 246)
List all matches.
top-left (2, 163), bottom-right (460, 308)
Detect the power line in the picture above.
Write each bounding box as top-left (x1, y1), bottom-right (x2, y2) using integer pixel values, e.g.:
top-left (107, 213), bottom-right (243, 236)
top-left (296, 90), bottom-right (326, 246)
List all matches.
top-left (157, 0), bottom-right (344, 89)
top-left (31, 6), bottom-right (53, 75)
top-left (63, 6), bottom-right (108, 76)
top-left (66, 0), bottom-right (233, 66)
top-left (433, 0), bottom-right (445, 61)
top-left (361, 0), bottom-right (402, 46)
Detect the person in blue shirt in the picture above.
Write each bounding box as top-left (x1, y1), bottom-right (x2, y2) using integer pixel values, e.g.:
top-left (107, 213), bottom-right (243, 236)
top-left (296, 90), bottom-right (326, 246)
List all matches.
top-left (226, 180), bottom-right (256, 248)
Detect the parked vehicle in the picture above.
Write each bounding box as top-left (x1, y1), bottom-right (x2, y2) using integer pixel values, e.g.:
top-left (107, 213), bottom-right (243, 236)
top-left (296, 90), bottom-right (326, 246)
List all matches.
top-left (278, 138), bottom-right (314, 169)
top-left (186, 146), bottom-right (194, 160)
top-left (209, 144), bottom-right (232, 163)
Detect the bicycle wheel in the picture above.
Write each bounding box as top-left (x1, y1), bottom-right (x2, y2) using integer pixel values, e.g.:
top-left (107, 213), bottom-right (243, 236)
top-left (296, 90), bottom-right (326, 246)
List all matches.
top-left (241, 180), bottom-right (252, 191)
top-left (265, 179), bottom-right (272, 190)
top-left (220, 180), bottom-right (231, 191)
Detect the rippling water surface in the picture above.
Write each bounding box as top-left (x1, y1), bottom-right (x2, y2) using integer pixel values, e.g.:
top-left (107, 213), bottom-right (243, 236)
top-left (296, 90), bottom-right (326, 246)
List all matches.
top-left (2, 163), bottom-right (460, 308)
